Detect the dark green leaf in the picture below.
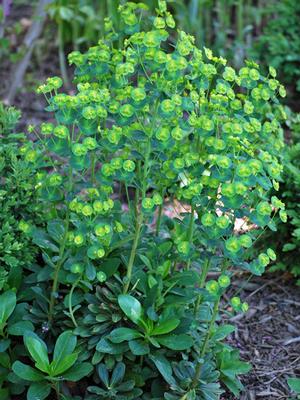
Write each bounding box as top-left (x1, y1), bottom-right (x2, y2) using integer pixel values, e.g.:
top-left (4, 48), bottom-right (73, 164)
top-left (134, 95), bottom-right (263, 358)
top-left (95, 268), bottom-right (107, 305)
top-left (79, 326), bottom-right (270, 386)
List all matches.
top-left (31, 229), bottom-right (59, 252)
top-left (118, 294), bottom-right (143, 324)
top-left (212, 324), bottom-right (235, 341)
top-left (0, 339), bottom-right (10, 352)
top-left (152, 318), bottom-right (180, 336)
top-left (62, 362), bottom-right (93, 381)
top-left (7, 321), bottom-right (34, 336)
top-left (109, 328), bottom-right (142, 343)
top-left (0, 291), bottom-right (16, 325)
top-left (129, 339), bottom-right (150, 355)
top-left (97, 363), bottom-right (109, 387)
top-left (110, 362), bottom-right (125, 387)
top-left (221, 375), bottom-right (244, 397)
top-left (47, 220), bottom-right (65, 243)
top-left (158, 241), bottom-right (173, 255)
top-left (24, 332), bottom-right (49, 373)
top-left (287, 377), bottom-right (300, 393)
top-left (52, 331), bottom-right (77, 372)
top-left (157, 334), bottom-right (193, 350)
top-left (150, 354), bottom-right (176, 387)
top-left (139, 254), bottom-right (152, 269)
top-left (27, 382), bottom-right (51, 400)
top-left (96, 338), bottom-right (128, 354)
top-left (0, 352), bottom-right (10, 368)
top-left (51, 353), bottom-right (78, 376)
top-left (12, 361), bottom-right (44, 382)
top-left (100, 258), bottom-right (121, 278)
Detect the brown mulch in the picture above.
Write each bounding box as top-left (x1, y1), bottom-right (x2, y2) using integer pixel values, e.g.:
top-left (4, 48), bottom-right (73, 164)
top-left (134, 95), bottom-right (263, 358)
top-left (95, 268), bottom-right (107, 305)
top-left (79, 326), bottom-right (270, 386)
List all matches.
top-left (223, 275), bottom-right (300, 400)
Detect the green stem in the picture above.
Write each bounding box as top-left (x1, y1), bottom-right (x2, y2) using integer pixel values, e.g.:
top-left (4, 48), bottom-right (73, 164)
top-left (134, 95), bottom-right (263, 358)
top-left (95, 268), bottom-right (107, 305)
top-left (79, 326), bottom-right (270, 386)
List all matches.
top-left (194, 258), bottom-right (210, 316)
top-left (201, 298), bottom-right (220, 357)
top-left (91, 151), bottom-right (96, 185)
top-left (48, 167), bottom-right (73, 324)
top-left (54, 381), bottom-right (60, 400)
top-left (123, 132), bottom-right (152, 293)
top-left (155, 188), bottom-right (165, 236)
top-left (192, 297), bottom-right (220, 388)
top-left (199, 258), bottom-right (211, 288)
top-left (134, 179), bottom-right (140, 222)
top-left (68, 277), bottom-right (81, 327)
top-left (155, 203), bottom-right (163, 236)
top-left (48, 210), bottom-right (70, 324)
top-left (123, 212), bottom-right (142, 294)
top-left (186, 206), bottom-right (195, 270)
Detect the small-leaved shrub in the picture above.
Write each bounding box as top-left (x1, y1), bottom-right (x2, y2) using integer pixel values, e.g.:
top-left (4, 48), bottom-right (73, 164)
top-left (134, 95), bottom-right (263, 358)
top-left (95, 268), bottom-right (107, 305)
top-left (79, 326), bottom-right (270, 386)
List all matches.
top-left (1, 2), bottom-right (287, 399)
top-left (252, 0), bottom-right (300, 94)
top-left (257, 110), bottom-right (300, 283)
top-left (0, 104), bottom-right (42, 291)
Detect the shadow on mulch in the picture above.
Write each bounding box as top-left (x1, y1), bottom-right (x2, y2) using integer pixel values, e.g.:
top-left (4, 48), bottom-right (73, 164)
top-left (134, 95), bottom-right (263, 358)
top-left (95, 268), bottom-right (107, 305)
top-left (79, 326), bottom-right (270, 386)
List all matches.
top-left (223, 275), bottom-right (300, 400)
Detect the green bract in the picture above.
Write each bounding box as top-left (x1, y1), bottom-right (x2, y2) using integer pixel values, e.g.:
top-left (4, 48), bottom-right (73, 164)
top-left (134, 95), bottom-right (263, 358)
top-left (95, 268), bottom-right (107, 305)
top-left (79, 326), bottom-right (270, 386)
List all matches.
top-left (7, 2), bottom-right (285, 399)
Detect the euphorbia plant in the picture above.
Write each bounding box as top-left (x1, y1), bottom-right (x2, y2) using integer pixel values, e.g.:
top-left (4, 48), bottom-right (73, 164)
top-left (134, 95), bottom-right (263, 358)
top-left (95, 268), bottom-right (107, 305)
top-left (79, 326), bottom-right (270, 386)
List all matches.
top-left (22, 1), bottom-right (286, 398)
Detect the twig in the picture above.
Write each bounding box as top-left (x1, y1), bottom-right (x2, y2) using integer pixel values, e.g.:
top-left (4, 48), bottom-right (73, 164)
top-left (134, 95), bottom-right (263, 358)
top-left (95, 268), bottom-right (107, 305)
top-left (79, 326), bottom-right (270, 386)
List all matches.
top-left (245, 275), bottom-right (282, 300)
top-left (282, 336), bottom-right (300, 346)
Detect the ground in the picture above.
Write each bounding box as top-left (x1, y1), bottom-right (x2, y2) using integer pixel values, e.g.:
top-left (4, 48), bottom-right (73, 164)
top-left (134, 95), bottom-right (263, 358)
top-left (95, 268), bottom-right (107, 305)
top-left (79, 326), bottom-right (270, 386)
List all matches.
top-left (225, 275), bottom-right (300, 400)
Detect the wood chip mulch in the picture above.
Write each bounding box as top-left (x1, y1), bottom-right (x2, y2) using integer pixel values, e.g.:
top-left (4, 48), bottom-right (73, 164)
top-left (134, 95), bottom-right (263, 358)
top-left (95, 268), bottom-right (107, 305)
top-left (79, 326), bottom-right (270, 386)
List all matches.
top-left (223, 275), bottom-right (300, 400)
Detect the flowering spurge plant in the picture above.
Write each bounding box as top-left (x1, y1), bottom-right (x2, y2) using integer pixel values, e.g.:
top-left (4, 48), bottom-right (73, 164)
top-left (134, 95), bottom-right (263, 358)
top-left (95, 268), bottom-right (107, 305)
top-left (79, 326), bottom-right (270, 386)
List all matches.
top-left (14, 1), bottom-right (286, 399)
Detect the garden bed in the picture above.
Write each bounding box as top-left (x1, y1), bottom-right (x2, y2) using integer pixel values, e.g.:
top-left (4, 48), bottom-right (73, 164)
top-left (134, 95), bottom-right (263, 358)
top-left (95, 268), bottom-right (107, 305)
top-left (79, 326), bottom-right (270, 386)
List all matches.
top-left (1, 1), bottom-right (299, 399)
top-left (225, 275), bottom-right (300, 399)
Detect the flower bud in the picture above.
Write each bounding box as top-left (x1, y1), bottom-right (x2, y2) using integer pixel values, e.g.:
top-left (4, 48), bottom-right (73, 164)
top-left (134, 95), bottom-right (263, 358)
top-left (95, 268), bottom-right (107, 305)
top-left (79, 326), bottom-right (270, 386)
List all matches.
top-left (71, 263), bottom-right (84, 274)
top-left (177, 241), bottom-right (190, 255)
top-left (206, 280), bottom-right (219, 294)
top-left (123, 160), bottom-right (135, 172)
top-left (225, 237), bottom-right (241, 253)
top-left (218, 275), bottom-right (230, 288)
top-left (97, 271), bottom-right (107, 282)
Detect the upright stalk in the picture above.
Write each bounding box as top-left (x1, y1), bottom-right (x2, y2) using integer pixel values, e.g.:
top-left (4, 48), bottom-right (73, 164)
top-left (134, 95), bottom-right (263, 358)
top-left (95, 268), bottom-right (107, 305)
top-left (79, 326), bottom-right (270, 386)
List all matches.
top-left (123, 134), bottom-right (152, 293)
top-left (194, 258), bottom-right (210, 316)
top-left (123, 209), bottom-right (142, 294)
top-left (91, 151), bottom-right (96, 185)
top-left (68, 276), bottom-right (81, 327)
top-left (53, 381), bottom-right (60, 400)
top-left (155, 188), bottom-right (165, 236)
top-left (155, 203), bottom-right (163, 236)
top-left (186, 205), bottom-right (195, 270)
top-left (48, 166), bottom-right (73, 323)
top-left (192, 297), bottom-right (220, 388)
top-left (48, 209), bottom-right (70, 323)
top-left (193, 258), bottom-right (229, 387)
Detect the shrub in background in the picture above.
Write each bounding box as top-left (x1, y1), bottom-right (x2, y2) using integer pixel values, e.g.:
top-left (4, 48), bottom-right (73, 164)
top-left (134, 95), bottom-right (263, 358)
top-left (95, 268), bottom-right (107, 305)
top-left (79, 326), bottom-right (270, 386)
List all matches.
top-left (0, 104), bottom-right (45, 398)
top-left (251, 0), bottom-right (300, 94)
top-left (0, 103), bottom-right (43, 292)
top-left (257, 109), bottom-right (300, 283)
top-left (1, 1), bottom-right (287, 399)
